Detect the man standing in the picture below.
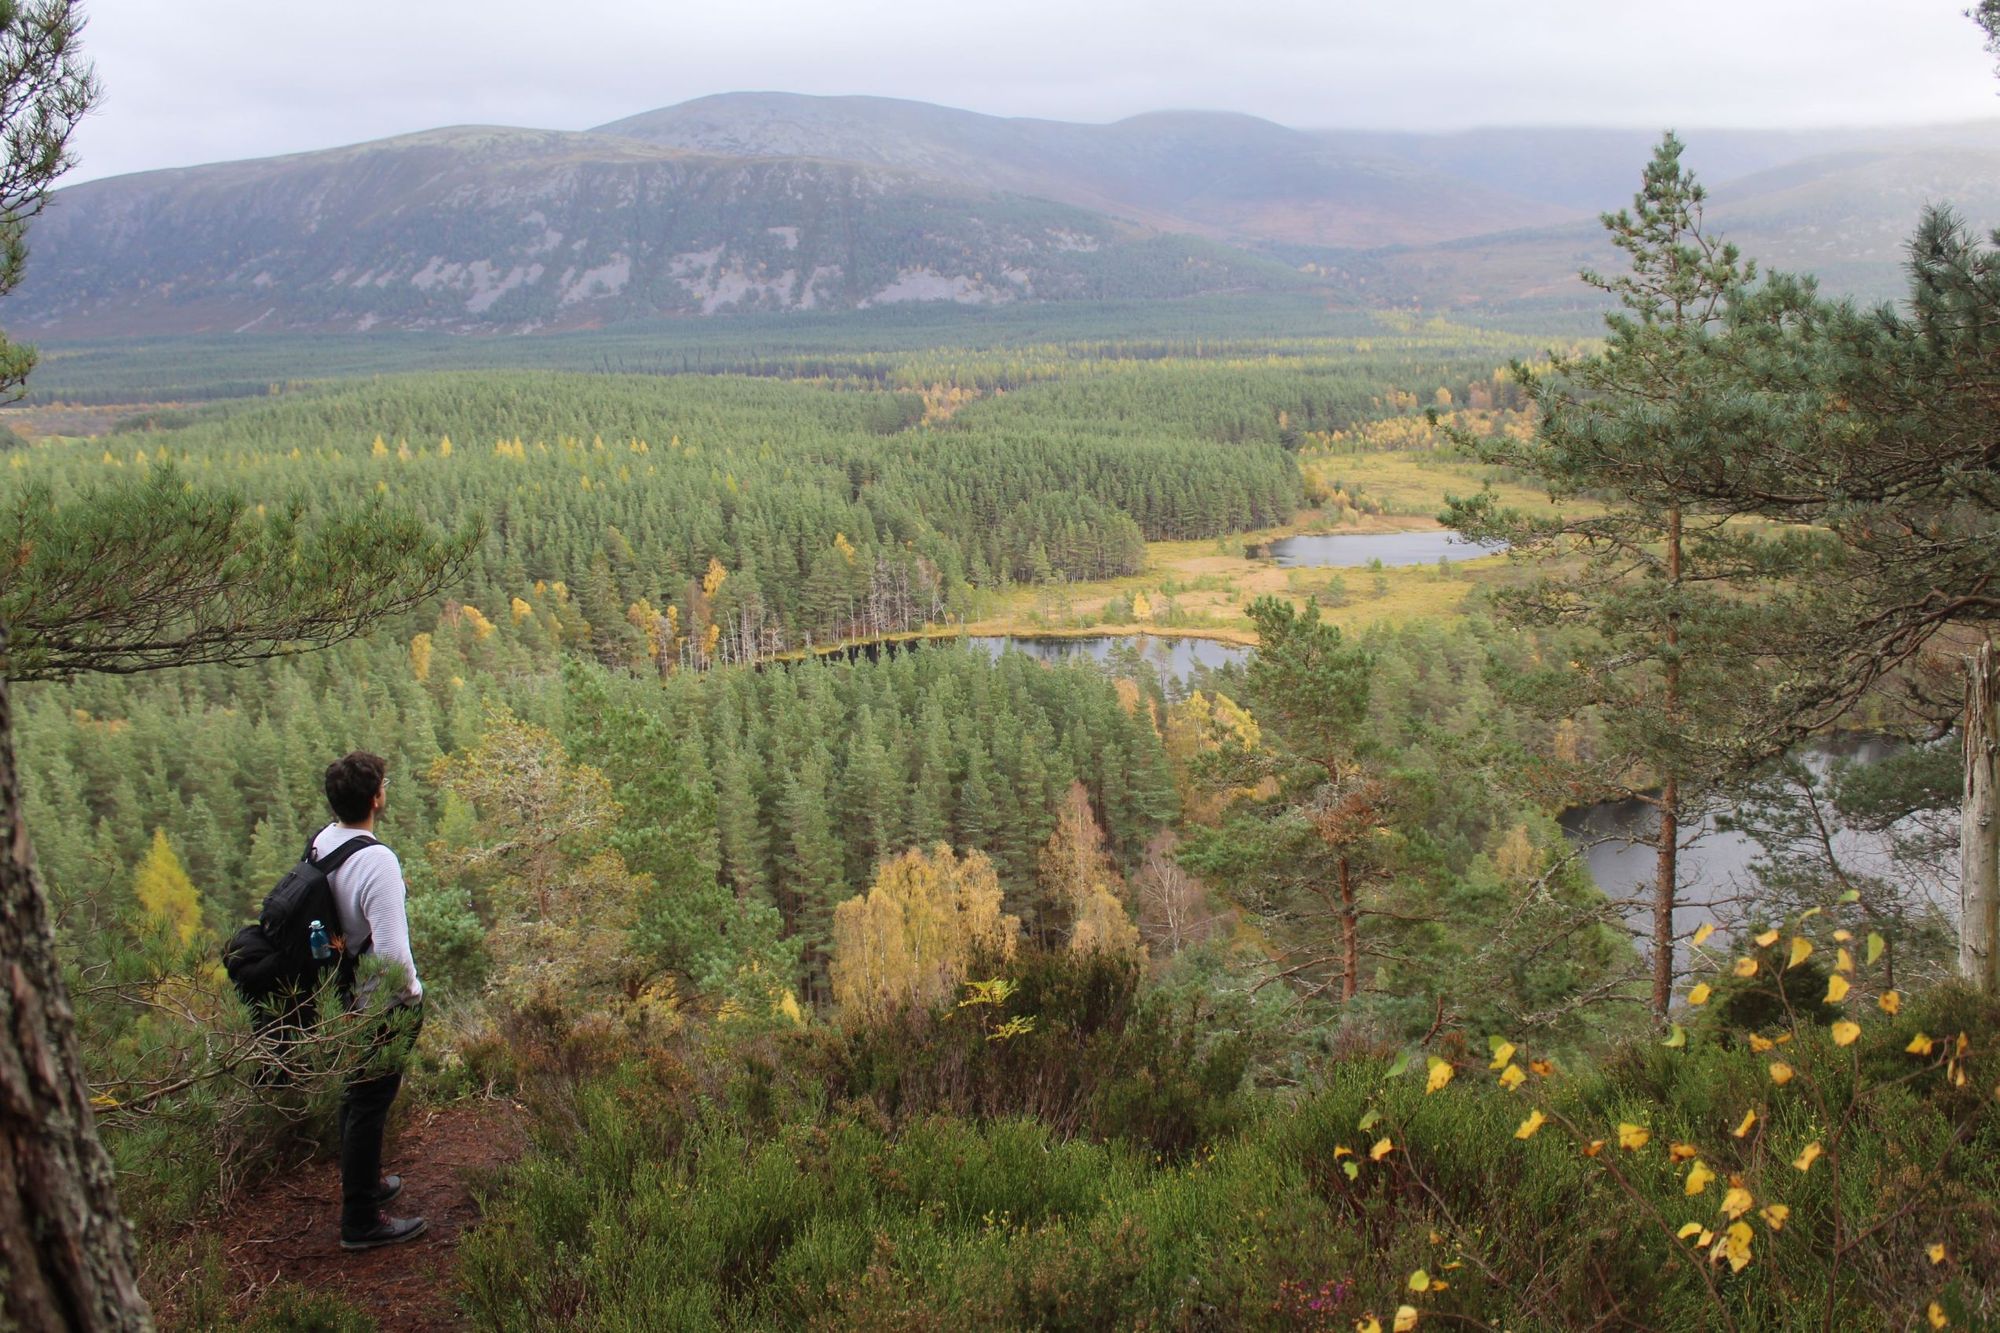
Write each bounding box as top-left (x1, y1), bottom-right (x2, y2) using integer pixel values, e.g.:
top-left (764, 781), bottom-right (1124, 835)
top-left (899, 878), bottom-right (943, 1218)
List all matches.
top-left (315, 751), bottom-right (427, 1250)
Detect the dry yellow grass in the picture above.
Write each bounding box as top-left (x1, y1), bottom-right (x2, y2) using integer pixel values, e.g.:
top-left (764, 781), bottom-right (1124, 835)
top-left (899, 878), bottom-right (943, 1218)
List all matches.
top-left (962, 449), bottom-right (1556, 645)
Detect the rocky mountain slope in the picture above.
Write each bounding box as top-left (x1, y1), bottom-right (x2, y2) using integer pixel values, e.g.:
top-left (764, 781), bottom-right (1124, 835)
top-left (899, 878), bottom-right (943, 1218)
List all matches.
top-left (7, 124), bottom-right (1302, 335)
top-left (6, 94), bottom-right (1995, 336)
top-left (594, 94), bottom-right (1570, 248)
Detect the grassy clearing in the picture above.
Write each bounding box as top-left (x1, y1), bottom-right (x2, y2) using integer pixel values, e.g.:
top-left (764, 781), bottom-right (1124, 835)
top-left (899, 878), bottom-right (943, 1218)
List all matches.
top-left (961, 449), bottom-right (1560, 643)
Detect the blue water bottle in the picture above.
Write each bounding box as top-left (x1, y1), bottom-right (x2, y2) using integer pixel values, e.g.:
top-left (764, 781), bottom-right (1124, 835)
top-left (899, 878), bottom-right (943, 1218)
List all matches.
top-left (309, 919), bottom-right (332, 962)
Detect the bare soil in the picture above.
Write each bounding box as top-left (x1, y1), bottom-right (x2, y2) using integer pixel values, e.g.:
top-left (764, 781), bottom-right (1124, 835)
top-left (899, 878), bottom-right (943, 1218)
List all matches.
top-left (214, 1098), bottom-right (527, 1331)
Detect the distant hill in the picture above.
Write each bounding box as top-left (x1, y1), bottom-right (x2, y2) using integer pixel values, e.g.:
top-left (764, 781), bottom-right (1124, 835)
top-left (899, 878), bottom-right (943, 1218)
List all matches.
top-left (595, 93), bottom-right (1570, 248)
top-left (1320, 139), bottom-right (2000, 316)
top-left (6, 124), bottom-right (1305, 336)
top-left (1311, 123), bottom-right (2000, 216)
top-left (5, 94), bottom-right (1995, 338)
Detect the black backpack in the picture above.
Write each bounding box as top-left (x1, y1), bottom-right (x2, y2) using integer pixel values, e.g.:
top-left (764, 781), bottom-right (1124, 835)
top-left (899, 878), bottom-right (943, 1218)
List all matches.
top-left (223, 834), bottom-right (378, 1009)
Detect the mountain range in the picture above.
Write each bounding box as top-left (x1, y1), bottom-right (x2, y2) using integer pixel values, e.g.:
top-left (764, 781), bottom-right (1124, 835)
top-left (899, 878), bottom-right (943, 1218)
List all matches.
top-left (8, 93), bottom-right (1997, 336)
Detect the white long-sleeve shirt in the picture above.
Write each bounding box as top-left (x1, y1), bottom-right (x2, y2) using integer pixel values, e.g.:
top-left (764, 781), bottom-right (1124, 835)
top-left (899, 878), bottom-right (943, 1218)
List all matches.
top-left (312, 822), bottom-right (423, 1005)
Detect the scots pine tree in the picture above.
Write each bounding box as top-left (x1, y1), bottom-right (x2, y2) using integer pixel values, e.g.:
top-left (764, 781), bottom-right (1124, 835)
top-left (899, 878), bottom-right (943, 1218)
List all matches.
top-left (1446, 134), bottom-right (1779, 1016)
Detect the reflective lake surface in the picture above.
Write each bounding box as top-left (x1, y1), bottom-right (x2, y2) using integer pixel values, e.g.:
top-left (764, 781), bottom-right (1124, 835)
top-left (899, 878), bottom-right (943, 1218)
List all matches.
top-left (968, 634), bottom-right (1249, 690)
top-left (1265, 530), bottom-right (1507, 568)
top-left (1559, 736), bottom-right (1937, 943)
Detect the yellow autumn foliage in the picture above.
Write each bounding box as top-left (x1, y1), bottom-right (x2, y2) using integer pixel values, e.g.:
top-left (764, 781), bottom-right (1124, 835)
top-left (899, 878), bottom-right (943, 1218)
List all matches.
top-left (830, 844), bottom-right (1020, 1022)
top-left (134, 828), bottom-right (202, 945)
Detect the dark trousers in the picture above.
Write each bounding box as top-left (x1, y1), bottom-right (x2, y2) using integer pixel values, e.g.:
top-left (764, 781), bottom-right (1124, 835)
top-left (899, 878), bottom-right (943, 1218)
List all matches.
top-left (338, 1002), bottom-right (422, 1232)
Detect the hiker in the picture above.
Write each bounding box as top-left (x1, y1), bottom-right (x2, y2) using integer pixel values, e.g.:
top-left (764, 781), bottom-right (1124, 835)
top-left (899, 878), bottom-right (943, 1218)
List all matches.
top-left (316, 751), bottom-right (428, 1251)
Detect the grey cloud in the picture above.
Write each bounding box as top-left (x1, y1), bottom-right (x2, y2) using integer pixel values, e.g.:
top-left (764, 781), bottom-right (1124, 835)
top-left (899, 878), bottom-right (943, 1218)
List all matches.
top-left (62, 0), bottom-right (2000, 183)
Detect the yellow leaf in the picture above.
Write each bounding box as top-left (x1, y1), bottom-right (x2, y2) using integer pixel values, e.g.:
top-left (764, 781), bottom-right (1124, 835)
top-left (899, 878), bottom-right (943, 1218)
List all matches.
top-left (1720, 1186), bottom-right (1754, 1219)
top-left (1529, 1058), bottom-right (1556, 1077)
top-left (1866, 932), bottom-right (1885, 965)
top-left (1714, 1220), bottom-right (1754, 1273)
top-left (1732, 1108), bottom-right (1758, 1138)
top-left (1747, 1033), bottom-right (1776, 1052)
top-left (1835, 947), bottom-right (1854, 974)
top-left (1488, 1041), bottom-right (1516, 1070)
top-left (1668, 1142), bottom-right (1698, 1162)
top-left (1906, 1032), bottom-right (1936, 1056)
top-left (1662, 1024), bottom-right (1687, 1049)
top-left (1617, 1123), bottom-right (1650, 1151)
top-left (1686, 983), bottom-right (1711, 1006)
top-left (1498, 1062), bottom-right (1527, 1090)
top-left (1770, 1061), bottom-right (1795, 1086)
top-left (1370, 1137), bottom-right (1394, 1162)
top-left (1407, 1269), bottom-right (1430, 1292)
top-left (1760, 1204), bottom-right (1789, 1231)
top-left (1793, 1142), bottom-right (1822, 1172)
top-left (1754, 928), bottom-right (1781, 947)
top-left (1685, 1161), bottom-right (1716, 1195)
top-left (1677, 1221), bottom-right (1704, 1239)
top-left (1515, 1109), bottom-right (1547, 1140)
top-left (1356, 1319), bottom-right (1382, 1333)
top-left (1825, 973), bottom-right (1850, 1003)
top-left (1734, 957), bottom-right (1759, 978)
top-left (1928, 1241), bottom-right (1947, 1265)
top-left (1928, 1300), bottom-right (1949, 1328)
top-left (1425, 1057), bottom-right (1454, 1094)
top-left (1787, 936), bottom-right (1813, 969)
top-left (1582, 1139), bottom-right (1605, 1157)
top-left (88, 1093), bottom-right (120, 1109)
top-left (1832, 928), bottom-right (1853, 942)
top-left (1956, 1031), bottom-right (1970, 1057)
top-left (1692, 922), bottom-right (1716, 947)
top-left (1394, 1307), bottom-right (1419, 1333)
top-left (1831, 1021), bottom-right (1861, 1047)
top-left (1333, 1145), bottom-right (1354, 1158)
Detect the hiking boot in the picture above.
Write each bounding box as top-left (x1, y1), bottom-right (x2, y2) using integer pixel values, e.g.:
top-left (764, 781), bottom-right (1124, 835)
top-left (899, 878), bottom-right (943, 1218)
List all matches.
top-left (339, 1212), bottom-right (428, 1251)
top-left (373, 1175), bottom-right (403, 1206)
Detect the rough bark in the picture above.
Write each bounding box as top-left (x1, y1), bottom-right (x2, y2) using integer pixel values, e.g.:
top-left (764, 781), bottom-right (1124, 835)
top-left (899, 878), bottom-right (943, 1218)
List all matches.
top-left (1653, 776), bottom-right (1680, 1017)
top-left (1338, 855), bottom-right (1358, 1003)
top-left (0, 633), bottom-right (155, 1331)
top-left (1652, 505), bottom-right (1683, 1019)
top-left (1962, 640), bottom-right (2000, 993)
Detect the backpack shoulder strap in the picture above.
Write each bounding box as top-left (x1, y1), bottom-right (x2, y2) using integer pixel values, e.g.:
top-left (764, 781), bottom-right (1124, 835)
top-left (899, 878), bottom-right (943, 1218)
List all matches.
top-left (311, 834), bottom-right (381, 876)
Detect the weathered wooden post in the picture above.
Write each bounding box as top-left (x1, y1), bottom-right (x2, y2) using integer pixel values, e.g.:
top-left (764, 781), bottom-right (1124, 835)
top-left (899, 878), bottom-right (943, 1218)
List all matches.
top-left (1963, 640), bottom-right (2000, 993)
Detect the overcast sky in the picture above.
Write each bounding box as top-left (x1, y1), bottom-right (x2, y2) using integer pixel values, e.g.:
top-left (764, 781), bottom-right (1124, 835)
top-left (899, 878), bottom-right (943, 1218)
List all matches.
top-left (63, 0), bottom-right (2000, 183)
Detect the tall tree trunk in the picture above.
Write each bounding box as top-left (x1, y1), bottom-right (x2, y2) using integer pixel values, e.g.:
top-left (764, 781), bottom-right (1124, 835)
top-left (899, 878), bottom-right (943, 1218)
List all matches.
top-left (1962, 640), bottom-right (2000, 993)
top-left (1653, 505), bottom-right (1683, 1019)
top-left (1338, 854), bottom-right (1358, 1003)
top-left (1653, 775), bottom-right (1679, 1017)
top-left (0, 639), bottom-right (155, 1330)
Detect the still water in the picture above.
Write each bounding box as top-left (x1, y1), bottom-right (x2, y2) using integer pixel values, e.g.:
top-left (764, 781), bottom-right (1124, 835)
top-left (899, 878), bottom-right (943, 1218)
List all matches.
top-left (1559, 736), bottom-right (1929, 938)
top-left (967, 634), bottom-right (1249, 689)
top-left (1266, 530), bottom-right (1507, 568)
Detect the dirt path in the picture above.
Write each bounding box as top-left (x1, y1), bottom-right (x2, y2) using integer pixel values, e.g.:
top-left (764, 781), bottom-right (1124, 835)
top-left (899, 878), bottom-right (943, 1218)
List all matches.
top-left (217, 1098), bottom-right (527, 1331)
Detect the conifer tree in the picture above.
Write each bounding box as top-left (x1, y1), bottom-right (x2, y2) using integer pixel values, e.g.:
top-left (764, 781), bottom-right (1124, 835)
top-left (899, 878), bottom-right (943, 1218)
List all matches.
top-left (1446, 135), bottom-right (1769, 1016)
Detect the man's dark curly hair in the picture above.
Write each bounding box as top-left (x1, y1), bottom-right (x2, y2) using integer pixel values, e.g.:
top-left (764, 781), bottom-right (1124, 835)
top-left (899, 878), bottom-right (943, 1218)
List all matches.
top-left (324, 751), bottom-right (386, 824)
